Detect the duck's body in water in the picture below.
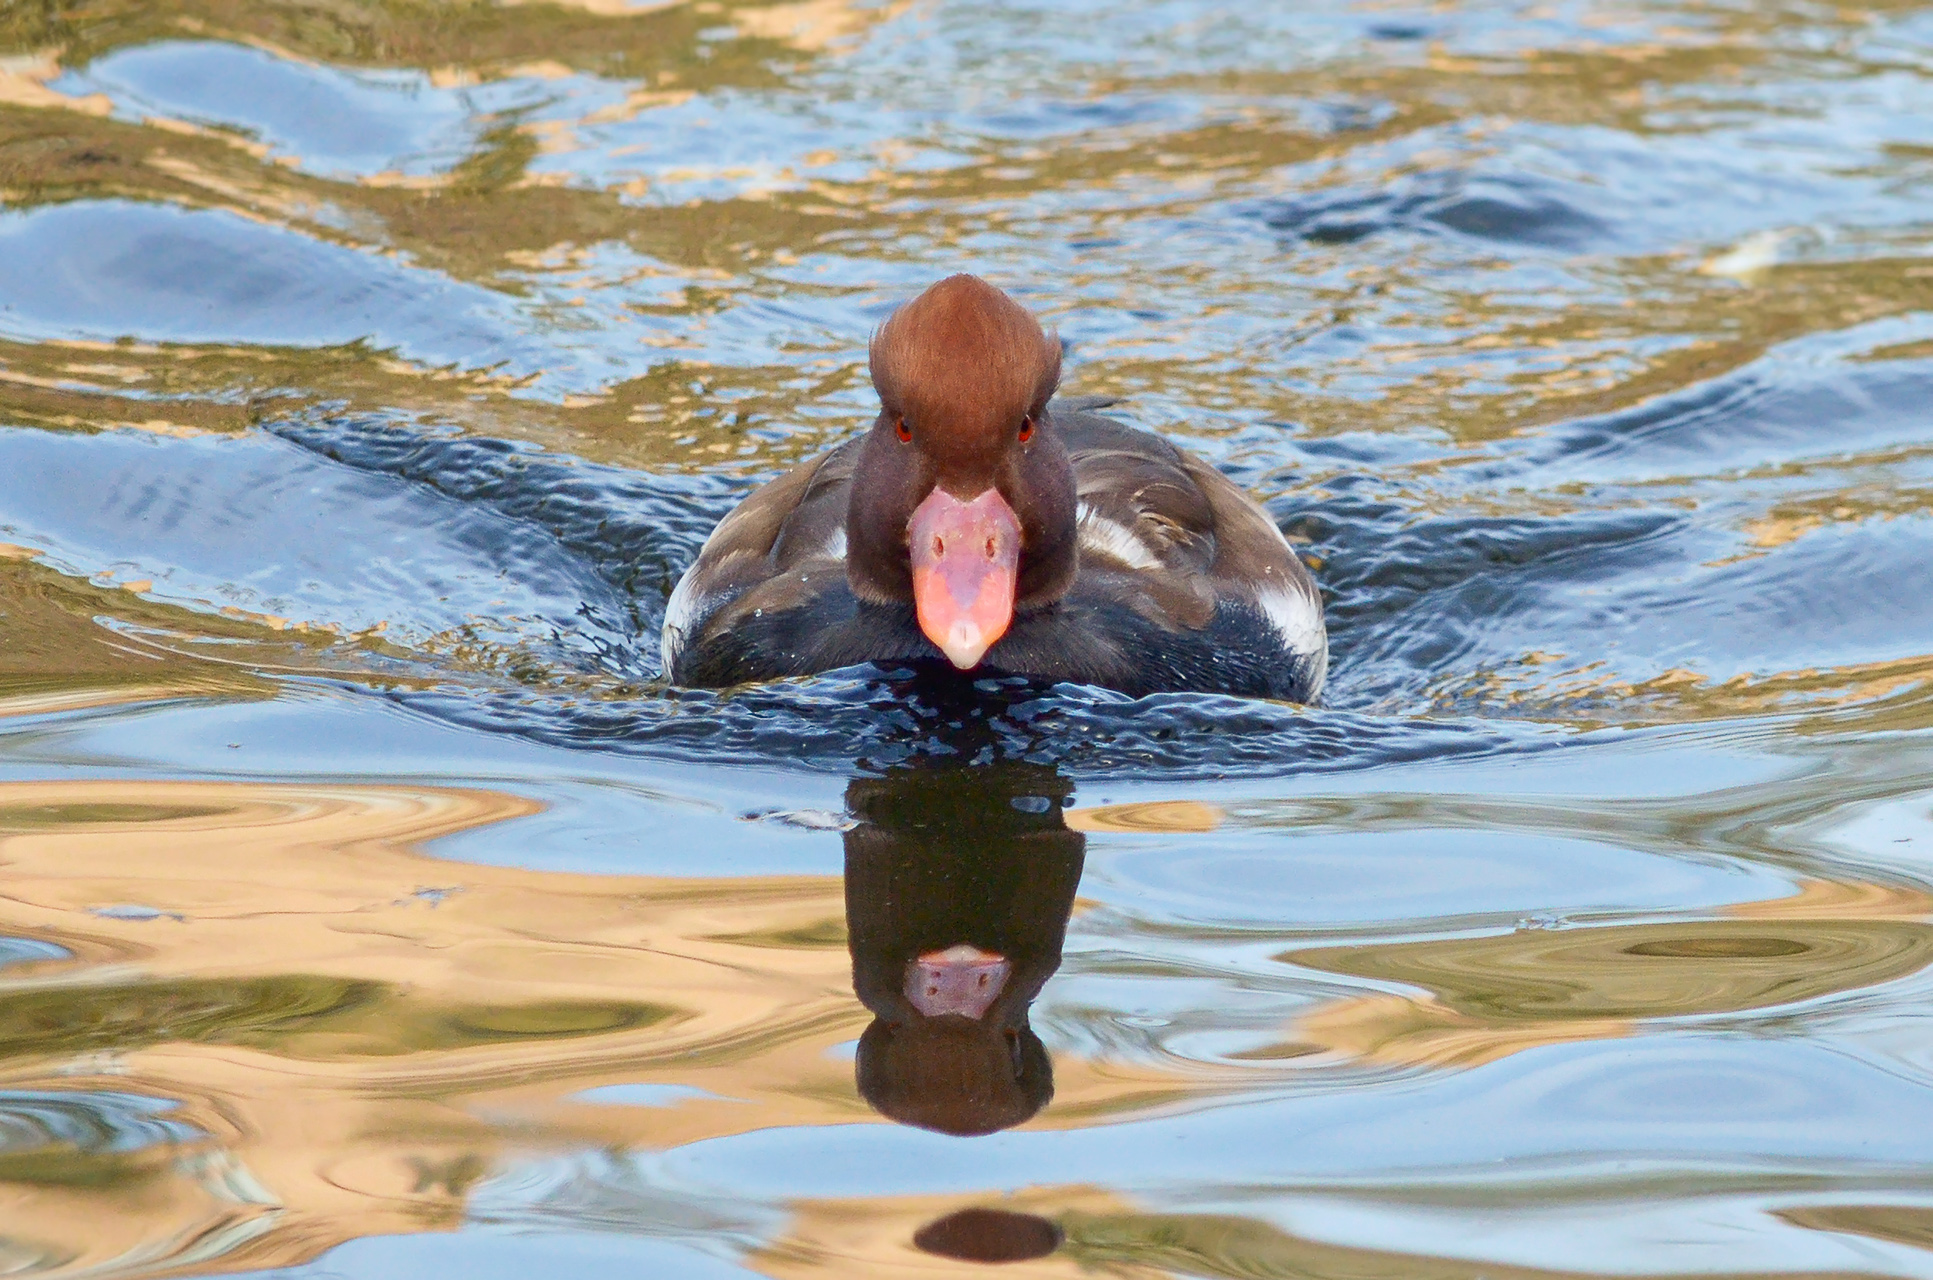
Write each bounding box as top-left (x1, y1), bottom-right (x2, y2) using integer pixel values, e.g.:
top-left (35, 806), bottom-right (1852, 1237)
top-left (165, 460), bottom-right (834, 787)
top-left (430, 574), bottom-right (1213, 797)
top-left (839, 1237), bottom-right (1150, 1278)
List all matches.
top-left (661, 275), bottom-right (1326, 702)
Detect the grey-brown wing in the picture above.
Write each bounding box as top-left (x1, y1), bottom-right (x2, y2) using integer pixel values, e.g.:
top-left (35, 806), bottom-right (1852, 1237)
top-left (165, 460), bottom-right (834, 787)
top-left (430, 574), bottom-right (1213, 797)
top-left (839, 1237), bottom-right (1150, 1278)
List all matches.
top-left (661, 438), bottom-right (859, 672)
top-left (1054, 406), bottom-right (1217, 579)
top-left (769, 439), bottom-right (859, 571)
top-left (1182, 450), bottom-right (1326, 669)
top-left (1054, 402), bottom-right (1326, 689)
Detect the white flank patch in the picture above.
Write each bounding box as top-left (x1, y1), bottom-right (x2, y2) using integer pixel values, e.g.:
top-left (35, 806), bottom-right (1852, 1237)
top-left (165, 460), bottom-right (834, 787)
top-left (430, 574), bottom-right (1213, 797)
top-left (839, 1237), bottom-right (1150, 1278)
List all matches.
top-left (660, 563), bottom-right (705, 673)
top-left (1256, 580), bottom-right (1326, 661)
top-left (1076, 502), bottom-right (1162, 570)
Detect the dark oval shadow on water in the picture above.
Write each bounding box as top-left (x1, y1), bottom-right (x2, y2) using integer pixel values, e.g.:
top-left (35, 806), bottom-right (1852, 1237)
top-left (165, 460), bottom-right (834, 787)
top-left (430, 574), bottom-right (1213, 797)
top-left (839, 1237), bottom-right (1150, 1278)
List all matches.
top-left (912, 1206), bottom-right (1064, 1262)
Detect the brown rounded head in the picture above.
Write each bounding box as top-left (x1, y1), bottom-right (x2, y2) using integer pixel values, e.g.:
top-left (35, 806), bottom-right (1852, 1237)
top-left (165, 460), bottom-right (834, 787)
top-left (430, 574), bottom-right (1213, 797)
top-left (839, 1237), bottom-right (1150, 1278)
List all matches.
top-left (846, 275), bottom-right (1078, 669)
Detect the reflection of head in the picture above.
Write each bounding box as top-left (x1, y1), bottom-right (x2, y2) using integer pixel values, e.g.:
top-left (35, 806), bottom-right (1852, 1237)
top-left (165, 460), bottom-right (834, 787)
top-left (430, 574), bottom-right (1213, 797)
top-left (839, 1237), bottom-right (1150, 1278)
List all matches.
top-left (857, 1015), bottom-right (1052, 1136)
top-left (844, 763), bottom-right (1084, 1136)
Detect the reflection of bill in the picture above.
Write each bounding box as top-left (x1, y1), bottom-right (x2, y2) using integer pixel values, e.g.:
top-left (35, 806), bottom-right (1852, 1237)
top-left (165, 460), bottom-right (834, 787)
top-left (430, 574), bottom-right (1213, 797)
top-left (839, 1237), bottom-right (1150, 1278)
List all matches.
top-left (843, 765), bottom-right (1084, 1136)
top-left (906, 943), bottom-right (1012, 1019)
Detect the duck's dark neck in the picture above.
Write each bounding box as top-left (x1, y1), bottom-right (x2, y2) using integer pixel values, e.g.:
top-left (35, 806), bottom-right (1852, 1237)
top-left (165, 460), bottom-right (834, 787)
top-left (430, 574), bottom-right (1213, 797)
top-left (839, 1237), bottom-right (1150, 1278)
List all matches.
top-left (1006, 423), bottom-right (1078, 613)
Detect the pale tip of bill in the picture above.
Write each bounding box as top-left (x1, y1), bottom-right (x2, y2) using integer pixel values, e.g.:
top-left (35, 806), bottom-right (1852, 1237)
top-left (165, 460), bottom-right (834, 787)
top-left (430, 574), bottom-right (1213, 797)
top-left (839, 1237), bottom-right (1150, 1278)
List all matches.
top-left (940, 621), bottom-right (990, 669)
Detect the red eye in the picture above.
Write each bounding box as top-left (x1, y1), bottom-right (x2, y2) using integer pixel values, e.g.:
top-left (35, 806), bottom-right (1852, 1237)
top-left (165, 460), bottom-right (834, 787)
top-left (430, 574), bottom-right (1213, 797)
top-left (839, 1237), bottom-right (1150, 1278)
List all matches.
top-left (895, 417), bottom-right (912, 443)
top-left (1018, 415), bottom-right (1035, 443)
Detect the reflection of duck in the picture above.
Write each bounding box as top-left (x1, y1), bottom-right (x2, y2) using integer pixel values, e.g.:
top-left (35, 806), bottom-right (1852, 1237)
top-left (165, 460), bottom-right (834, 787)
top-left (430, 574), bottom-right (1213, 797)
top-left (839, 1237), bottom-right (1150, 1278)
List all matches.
top-left (844, 763), bottom-right (1084, 1136)
top-left (662, 274), bottom-right (1326, 701)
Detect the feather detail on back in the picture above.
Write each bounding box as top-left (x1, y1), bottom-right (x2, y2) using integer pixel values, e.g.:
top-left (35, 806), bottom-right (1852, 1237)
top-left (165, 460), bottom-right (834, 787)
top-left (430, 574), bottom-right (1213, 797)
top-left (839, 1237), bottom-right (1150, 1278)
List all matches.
top-left (1075, 502), bottom-right (1162, 570)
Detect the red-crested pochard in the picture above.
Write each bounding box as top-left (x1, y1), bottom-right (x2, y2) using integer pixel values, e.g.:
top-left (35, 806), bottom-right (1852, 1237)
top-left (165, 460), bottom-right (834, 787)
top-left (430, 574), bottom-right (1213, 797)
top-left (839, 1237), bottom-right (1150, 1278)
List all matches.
top-left (661, 275), bottom-right (1327, 702)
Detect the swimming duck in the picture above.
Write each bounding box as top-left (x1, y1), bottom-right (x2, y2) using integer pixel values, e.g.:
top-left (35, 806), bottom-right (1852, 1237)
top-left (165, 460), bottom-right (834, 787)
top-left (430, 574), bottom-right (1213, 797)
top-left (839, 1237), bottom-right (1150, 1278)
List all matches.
top-left (661, 275), bottom-right (1327, 701)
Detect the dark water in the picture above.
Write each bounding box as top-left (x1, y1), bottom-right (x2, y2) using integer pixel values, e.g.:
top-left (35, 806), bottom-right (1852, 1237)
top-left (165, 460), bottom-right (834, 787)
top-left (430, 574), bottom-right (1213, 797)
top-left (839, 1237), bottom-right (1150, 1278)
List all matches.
top-left (3, 1), bottom-right (1933, 1275)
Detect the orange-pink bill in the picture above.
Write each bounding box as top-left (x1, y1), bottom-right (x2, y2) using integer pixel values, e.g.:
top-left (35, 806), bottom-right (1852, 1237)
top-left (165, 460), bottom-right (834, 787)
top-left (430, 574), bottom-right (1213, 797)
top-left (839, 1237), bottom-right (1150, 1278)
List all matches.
top-left (908, 487), bottom-right (1021, 669)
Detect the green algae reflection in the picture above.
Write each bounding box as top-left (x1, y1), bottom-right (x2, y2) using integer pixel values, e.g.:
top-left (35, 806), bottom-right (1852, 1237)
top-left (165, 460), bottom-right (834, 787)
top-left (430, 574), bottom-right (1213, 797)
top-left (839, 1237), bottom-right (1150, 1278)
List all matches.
top-left (1287, 917), bottom-right (1933, 1023)
top-left (0, 974), bottom-right (677, 1061)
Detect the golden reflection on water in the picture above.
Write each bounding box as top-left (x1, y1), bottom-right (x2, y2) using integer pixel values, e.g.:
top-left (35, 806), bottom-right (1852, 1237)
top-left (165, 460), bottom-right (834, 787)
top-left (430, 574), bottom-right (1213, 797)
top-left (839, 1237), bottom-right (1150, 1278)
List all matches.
top-left (0, 0), bottom-right (1925, 473)
top-left (1049, 1206), bottom-right (1885, 1280)
top-left (0, 555), bottom-right (279, 718)
top-left (1064, 799), bottom-right (1224, 834)
top-left (1776, 1205), bottom-right (1933, 1254)
top-left (0, 774), bottom-right (1926, 1273)
top-left (0, 778), bottom-right (856, 1272)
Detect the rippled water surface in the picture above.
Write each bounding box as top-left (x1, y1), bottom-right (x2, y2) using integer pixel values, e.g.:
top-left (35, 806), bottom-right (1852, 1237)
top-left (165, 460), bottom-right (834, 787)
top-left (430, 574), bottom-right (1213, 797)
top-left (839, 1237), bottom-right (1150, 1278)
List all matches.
top-left (4, 0), bottom-right (1933, 1274)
